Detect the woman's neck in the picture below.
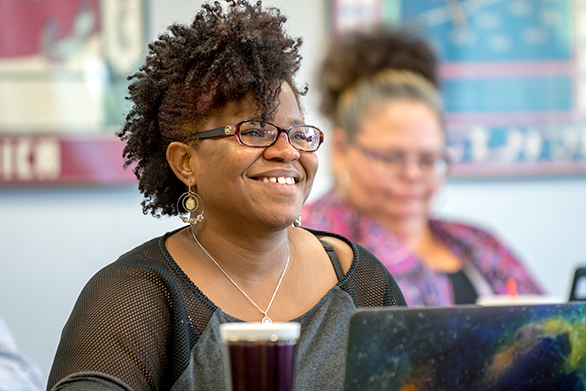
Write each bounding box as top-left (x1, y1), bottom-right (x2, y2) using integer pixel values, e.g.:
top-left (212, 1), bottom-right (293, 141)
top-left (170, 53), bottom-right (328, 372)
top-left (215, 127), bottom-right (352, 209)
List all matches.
top-left (189, 222), bottom-right (291, 280)
top-left (378, 214), bottom-right (427, 250)
top-left (385, 217), bottom-right (463, 273)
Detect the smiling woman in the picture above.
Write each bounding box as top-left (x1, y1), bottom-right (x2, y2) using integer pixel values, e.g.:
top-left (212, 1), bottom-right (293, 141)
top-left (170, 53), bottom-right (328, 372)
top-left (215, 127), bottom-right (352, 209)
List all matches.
top-left (45, 1), bottom-right (405, 391)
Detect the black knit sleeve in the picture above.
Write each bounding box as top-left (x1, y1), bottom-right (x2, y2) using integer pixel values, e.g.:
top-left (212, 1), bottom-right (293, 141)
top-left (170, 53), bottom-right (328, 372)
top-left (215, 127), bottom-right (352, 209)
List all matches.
top-left (47, 256), bottom-right (175, 390)
top-left (47, 235), bottom-right (210, 391)
top-left (340, 242), bottom-right (407, 307)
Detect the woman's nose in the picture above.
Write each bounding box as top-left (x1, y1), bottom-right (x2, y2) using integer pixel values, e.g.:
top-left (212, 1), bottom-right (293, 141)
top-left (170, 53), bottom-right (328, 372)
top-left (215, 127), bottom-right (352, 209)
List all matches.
top-left (400, 156), bottom-right (424, 179)
top-left (263, 133), bottom-right (301, 161)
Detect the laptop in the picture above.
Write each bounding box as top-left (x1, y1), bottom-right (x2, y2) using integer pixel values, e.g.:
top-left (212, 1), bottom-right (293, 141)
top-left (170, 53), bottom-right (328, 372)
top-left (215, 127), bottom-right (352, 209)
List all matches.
top-left (569, 267), bottom-right (586, 301)
top-left (344, 303), bottom-right (586, 391)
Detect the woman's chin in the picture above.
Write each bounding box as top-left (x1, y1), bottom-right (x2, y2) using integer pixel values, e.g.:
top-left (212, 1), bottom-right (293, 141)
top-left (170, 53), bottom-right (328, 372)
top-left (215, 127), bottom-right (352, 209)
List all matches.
top-left (262, 214), bottom-right (299, 230)
top-left (377, 209), bottom-right (428, 232)
top-left (386, 202), bottom-right (427, 218)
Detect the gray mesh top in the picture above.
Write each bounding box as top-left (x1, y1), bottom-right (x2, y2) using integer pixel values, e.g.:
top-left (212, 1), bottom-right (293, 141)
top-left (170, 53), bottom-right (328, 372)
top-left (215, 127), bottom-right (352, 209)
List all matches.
top-left (47, 228), bottom-right (405, 391)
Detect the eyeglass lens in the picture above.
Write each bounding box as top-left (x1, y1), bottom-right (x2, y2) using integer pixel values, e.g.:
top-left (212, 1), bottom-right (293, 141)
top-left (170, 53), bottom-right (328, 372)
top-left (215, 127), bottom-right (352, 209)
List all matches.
top-left (238, 121), bottom-right (321, 151)
top-left (359, 146), bottom-right (447, 177)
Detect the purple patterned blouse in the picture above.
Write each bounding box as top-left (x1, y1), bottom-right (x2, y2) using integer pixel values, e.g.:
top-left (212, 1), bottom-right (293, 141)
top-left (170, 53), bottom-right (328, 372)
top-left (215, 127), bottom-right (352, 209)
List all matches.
top-left (302, 191), bottom-right (544, 307)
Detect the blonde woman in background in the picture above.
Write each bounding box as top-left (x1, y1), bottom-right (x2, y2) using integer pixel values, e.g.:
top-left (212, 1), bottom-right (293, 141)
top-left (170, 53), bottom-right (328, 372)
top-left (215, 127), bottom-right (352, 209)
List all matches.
top-left (302, 29), bottom-right (543, 306)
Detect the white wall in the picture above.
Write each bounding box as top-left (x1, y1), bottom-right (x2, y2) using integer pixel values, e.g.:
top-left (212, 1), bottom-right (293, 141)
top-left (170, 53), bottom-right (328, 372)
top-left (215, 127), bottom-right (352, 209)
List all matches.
top-left (438, 177), bottom-right (586, 299)
top-left (1, 0), bottom-right (586, 384)
top-left (0, 187), bottom-right (180, 381)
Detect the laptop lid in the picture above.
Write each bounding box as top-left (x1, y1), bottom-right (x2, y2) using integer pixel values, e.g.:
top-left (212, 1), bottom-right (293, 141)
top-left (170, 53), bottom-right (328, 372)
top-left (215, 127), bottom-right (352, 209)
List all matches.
top-left (569, 267), bottom-right (586, 301)
top-left (344, 303), bottom-right (586, 391)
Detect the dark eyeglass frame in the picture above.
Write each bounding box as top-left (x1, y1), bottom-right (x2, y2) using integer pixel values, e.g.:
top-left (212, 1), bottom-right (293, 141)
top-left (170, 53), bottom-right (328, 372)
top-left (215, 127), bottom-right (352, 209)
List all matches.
top-left (184, 119), bottom-right (324, 152)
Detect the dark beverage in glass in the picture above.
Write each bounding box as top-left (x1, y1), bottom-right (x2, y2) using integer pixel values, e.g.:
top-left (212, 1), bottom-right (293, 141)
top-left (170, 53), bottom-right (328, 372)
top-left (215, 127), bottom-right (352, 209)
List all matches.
top-left (220, 322), bottom-right (301, 391)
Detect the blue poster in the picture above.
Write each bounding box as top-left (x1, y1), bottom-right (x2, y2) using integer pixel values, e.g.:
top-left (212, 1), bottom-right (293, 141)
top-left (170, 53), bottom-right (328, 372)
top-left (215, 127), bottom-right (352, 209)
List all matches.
top-left (383, 0), bottom-right (586, 176)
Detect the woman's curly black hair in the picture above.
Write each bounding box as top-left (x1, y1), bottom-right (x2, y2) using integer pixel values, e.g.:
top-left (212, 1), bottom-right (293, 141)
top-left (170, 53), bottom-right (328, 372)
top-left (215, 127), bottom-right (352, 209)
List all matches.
top-left (117, 0), bottom-right (304, 218)
top-left (319, 28), bottom-right (438, 125)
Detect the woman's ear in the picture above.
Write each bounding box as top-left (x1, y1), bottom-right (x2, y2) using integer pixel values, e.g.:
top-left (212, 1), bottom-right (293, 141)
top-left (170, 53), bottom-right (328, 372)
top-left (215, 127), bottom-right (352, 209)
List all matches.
top-left (331, 128), bottom-right (349, 175)
top-left (166, 142), bottom-right (197, 186)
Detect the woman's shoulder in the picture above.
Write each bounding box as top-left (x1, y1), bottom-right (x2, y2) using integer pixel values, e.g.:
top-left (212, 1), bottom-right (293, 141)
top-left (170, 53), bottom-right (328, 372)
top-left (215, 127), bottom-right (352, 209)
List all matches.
top-left (102, 227), bottom-right (183, 272)
top-left (84, 227), bottom-right (188, 298)
top-left (430, 219), bottom-right (520, 264)
top-left (301, 227), bottom-right (356, 272)
top-left (66, 228), bottom-right (211, 344)
top-left (301, 226), bottom-right (354, 244)
top-left (430, 218), bottom-right (503, 245)
top-left (300, 228), bottom-right (406, 307)
top-left (302, 228), bottom-right (394, 277)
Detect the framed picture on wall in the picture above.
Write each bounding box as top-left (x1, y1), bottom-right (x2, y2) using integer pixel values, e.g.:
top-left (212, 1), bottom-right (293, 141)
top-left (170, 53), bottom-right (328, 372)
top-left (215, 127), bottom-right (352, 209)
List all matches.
top-left (0, 0), bottom-right (145, 186)
top-left (330, 0), bottom-right (586, 177)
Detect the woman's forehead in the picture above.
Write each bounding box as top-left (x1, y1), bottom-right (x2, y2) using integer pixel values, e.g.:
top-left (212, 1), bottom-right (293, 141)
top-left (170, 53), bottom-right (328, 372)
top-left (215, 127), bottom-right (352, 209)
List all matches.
top-left (356, 102), bottom-right (444, 148)
top-left (205, 84), bottom-right (301, 125)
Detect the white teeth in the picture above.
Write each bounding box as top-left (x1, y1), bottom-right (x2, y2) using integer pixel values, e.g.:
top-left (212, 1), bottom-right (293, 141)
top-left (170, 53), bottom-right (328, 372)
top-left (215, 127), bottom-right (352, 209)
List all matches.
top-left (260, 177), bottom-right (296, 184)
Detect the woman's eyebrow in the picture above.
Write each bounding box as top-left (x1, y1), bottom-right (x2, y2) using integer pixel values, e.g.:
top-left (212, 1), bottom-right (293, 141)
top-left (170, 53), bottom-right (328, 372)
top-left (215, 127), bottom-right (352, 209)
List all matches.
top-left (291, 118), bottom-right (307, 125)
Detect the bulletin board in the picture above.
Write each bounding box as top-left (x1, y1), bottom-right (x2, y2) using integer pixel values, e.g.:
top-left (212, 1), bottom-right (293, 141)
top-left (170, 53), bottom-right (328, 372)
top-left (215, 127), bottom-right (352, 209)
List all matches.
top-left (0, 0), bottom-right (145, 186)
top-left (330, 0), bottom-right (586, 177)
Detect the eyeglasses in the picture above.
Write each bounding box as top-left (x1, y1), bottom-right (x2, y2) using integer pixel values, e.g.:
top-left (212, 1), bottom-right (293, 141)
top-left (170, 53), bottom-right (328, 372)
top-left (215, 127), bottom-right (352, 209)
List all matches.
top-left (185, 119), bottom-right (324, 152)
top-left (355, 144), bottom-right (449, 177)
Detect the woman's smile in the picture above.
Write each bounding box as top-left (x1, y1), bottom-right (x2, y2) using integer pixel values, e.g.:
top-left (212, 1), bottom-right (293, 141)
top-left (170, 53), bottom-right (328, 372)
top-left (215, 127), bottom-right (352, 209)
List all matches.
top-left (249, 174), bottom-right (302, 197)
top-left (257, 176), bottom-right (297, 184)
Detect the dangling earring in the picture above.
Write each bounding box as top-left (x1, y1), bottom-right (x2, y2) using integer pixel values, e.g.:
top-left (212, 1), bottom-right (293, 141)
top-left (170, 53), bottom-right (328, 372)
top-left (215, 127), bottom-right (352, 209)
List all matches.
top-left (178, 187), bottom-right (204, 225)
top-left (292, 214), bottom-right (301, 228)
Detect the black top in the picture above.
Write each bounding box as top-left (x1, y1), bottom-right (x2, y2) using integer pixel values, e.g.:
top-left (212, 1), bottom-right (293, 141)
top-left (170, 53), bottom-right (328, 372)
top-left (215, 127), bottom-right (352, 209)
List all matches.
top-left (48, 227), bottom-right (405, 391)
top-left (320, 240), bottom-right (345, 281)
top-left (447, 270), bottom-right (478, 304)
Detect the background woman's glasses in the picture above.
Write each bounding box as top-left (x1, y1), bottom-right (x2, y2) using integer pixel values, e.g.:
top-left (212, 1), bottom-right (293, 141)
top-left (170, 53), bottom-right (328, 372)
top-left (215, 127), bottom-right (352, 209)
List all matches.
top-left (354, 143), bottom-right (449, 177)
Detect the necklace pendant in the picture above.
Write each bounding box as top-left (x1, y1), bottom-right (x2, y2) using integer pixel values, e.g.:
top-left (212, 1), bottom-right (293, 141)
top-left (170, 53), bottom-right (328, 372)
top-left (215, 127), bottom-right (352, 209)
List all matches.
top-left (261, 315), bottom-right (272, 324)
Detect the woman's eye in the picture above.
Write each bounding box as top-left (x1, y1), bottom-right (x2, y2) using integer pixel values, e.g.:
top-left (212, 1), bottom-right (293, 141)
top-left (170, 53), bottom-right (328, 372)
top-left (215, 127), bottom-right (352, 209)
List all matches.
top-left (241, 129), bottom-right (266, 138)
top-left (420, 156), bottom-right (438, 167)
top-left (379, 154), bottom-right (403, 164)
top-left (292, 132), bottom-right (308, 140)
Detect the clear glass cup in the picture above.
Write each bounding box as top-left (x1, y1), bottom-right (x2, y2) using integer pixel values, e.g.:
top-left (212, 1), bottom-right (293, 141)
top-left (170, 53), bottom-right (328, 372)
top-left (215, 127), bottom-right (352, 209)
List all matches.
top-left (219, 322), bottom-right (301, 391)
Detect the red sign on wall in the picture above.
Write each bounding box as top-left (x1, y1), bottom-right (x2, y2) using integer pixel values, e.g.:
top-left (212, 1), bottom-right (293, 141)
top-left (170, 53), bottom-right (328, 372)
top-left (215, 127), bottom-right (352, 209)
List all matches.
top-left (0, 134), bottom-right (136, 186)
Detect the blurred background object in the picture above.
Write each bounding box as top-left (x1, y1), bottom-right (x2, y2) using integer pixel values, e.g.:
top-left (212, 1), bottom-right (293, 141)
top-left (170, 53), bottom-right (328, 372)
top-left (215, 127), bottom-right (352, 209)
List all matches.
top-left (0, 317), bottom-right (43, 391)
top-left (302, 29), bottom-right (544, 306)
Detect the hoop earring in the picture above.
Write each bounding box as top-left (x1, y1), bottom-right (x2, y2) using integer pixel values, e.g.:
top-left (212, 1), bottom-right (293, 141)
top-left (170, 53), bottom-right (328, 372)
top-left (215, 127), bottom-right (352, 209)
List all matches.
top-left (292, 214), bottom-right (301, 228)
top-left (178, 187), bottom-right (205, 225)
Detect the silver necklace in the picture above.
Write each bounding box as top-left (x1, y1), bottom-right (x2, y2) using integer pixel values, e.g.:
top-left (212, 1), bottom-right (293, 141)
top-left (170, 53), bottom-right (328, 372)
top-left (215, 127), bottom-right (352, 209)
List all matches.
top-left (190, 228), bottom-right (290, 324)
